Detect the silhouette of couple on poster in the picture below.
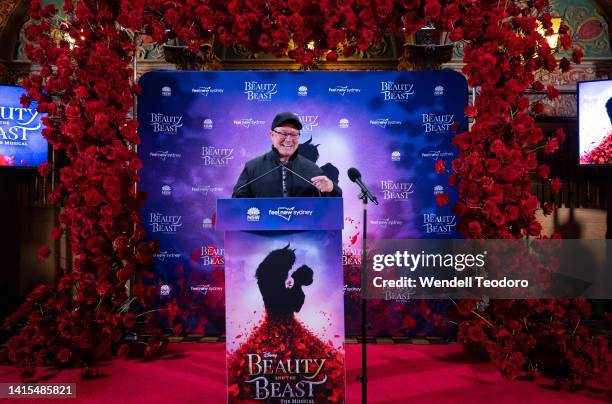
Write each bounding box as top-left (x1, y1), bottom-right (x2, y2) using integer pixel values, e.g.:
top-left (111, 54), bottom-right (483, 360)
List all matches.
top-left (256, 244), bottom-right (313, 318)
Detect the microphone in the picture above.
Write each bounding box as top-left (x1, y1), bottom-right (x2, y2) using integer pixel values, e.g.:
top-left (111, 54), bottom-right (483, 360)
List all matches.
top-left (347, 167), bottom-right (378, 205)
top-left (281, 162), bottom-right (322, 197)
top-left (233, 163), bottom-right (283, 195)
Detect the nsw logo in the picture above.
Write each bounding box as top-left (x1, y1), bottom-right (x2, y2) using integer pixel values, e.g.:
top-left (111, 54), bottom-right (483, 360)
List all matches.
top-left (161, 86), bottom-right (171, 97)
top-left (247, 207), bottom-right (260, 222)
top-left (298, 85), bottom-right (308, 96)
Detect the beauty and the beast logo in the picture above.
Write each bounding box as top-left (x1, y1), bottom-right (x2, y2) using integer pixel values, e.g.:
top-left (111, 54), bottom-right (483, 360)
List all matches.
top-left (245, 352), bottom-right (328, 400)
top-left (0, 106), bottom-right (41, 146)
top-left (226, 244), bottom-right (344, 403)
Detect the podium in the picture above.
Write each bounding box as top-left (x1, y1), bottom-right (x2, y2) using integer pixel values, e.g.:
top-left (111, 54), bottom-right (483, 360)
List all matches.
top-left (217, 198), bottom-right (346, 403)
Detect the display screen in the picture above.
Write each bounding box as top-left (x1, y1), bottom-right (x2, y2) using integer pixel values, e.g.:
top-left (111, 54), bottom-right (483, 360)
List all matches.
top-left (578, 79), bottom-right (612, 166)
top-left (0, 85), bottom-right (48, 167)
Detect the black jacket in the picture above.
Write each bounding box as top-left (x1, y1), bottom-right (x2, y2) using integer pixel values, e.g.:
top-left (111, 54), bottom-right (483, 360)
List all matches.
top-left (232, 148), bottom-right (342, 198)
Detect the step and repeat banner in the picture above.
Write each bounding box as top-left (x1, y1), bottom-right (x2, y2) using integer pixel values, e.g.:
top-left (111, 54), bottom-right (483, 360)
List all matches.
top-left (137, 70), bottom-right (467, 336)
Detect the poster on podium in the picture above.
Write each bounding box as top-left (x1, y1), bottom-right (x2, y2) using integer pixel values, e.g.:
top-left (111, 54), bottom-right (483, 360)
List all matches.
top-left (224, 230), bottom-right (345, 403)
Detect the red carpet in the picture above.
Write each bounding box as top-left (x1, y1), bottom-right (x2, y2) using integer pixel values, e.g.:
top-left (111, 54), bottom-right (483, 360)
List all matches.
top-left (1, 343), bottom-right (610, 403)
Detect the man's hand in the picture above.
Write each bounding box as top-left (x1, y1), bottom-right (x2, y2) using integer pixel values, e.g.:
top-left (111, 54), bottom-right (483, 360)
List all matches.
top-left (311, 176), bottom-right (334, 193)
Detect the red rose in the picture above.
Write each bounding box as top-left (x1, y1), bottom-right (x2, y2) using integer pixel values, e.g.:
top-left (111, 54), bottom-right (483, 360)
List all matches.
top-left (533, 102), bottom-right (544, 114)
top-left (50, 227), bottom-right (63, 240)
top-left (401, 315), bottom-right (416, 329)
top-left (451, 158), bottom-right (463, 172)
top-left (37, 162), bottom-right (51, 177)
top-left (544, 137), bottom-right (559, 154)
top-left (554, 128), bottom-right (566, 143)
top-left (443, 4), bottom-right (460, 21)
top-left (468, 221), bottom-right (482, 236)
top-left (433, 314), bottom-right (444, 328)
top-left (559, 34), bottom-right (571, 50)
top-left (457, 299), bottom-right (476, 316)
top-left (546, 85), bottom-right (560, 100)
top-left (83, 189), bottom-right (105, 206)
top-left (74, 86), bottom-right (89, 98)
top-left (550, 178), bottom-right (562, 193)
top-left (288, 13), bottom-right (304, 33)
top-left (424, 0), bottom-right (441, 19)
top-left (326, 50), bottom-right (338, 62)
top-left (449, 27), bottom-right (463, 42)
top-left (536, 165), bottom-right (550, 179)
top-left (65, 105), bottom-right (80, 119)
top-left (572, 47), bottom-right (584, 64)
top-left (258, 34), bottom-right (270, 49)
top-left (485, 158), bottom-right (501, 174)
top-left (123, 313), bottom-right (136, 328)
top-left (490, 139), bottom-right (506, 155)
top-left (436, 193), bottom-right (450, 206)
top-left (504, 205), bottom-right (520, 221)
top-left (559, 57), bottom-right (571, 73)
top-left (103, 176), bottom-right (122, 201)
top-left (435, 159), bottom-right (445, 174)
top-left (101, 145), bottom-right (117, 160)
top-left (117, 344), bottom-right (129, 359)
top-left (37, 245), bottom-right (51, 259)
top-left (529, 219), bottom-right (542, 236)
top-left (57, 348), bottom-right (71, 363)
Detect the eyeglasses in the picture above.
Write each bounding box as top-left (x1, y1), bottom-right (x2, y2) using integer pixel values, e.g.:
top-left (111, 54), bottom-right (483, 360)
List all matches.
top-left (272, 129), bottom-right (300, 138)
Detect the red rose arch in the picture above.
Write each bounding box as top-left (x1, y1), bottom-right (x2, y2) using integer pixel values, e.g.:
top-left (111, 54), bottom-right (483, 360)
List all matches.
top-left (1, 0), bottom-right (607, 391)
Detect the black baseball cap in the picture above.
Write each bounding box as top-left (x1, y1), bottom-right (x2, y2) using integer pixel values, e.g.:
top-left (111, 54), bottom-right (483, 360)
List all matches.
top-left (271, 112), bottom-right (303, 130)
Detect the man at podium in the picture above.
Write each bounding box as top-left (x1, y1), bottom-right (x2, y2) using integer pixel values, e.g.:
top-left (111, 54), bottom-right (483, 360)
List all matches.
top-left (232, 112), bottom-right (342, 198)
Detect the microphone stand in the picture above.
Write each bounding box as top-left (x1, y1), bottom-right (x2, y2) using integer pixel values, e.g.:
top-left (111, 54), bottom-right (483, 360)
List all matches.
top-left (358, 190), bottom-right (368, 404)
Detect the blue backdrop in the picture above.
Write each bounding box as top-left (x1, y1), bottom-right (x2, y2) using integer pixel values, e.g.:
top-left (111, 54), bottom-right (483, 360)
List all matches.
top-left (137, 70), bottom-right (467, 335)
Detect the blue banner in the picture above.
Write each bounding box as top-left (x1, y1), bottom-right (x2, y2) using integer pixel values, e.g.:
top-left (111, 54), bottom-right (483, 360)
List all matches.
top-left (137, 70), bottom-right (467, 335)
